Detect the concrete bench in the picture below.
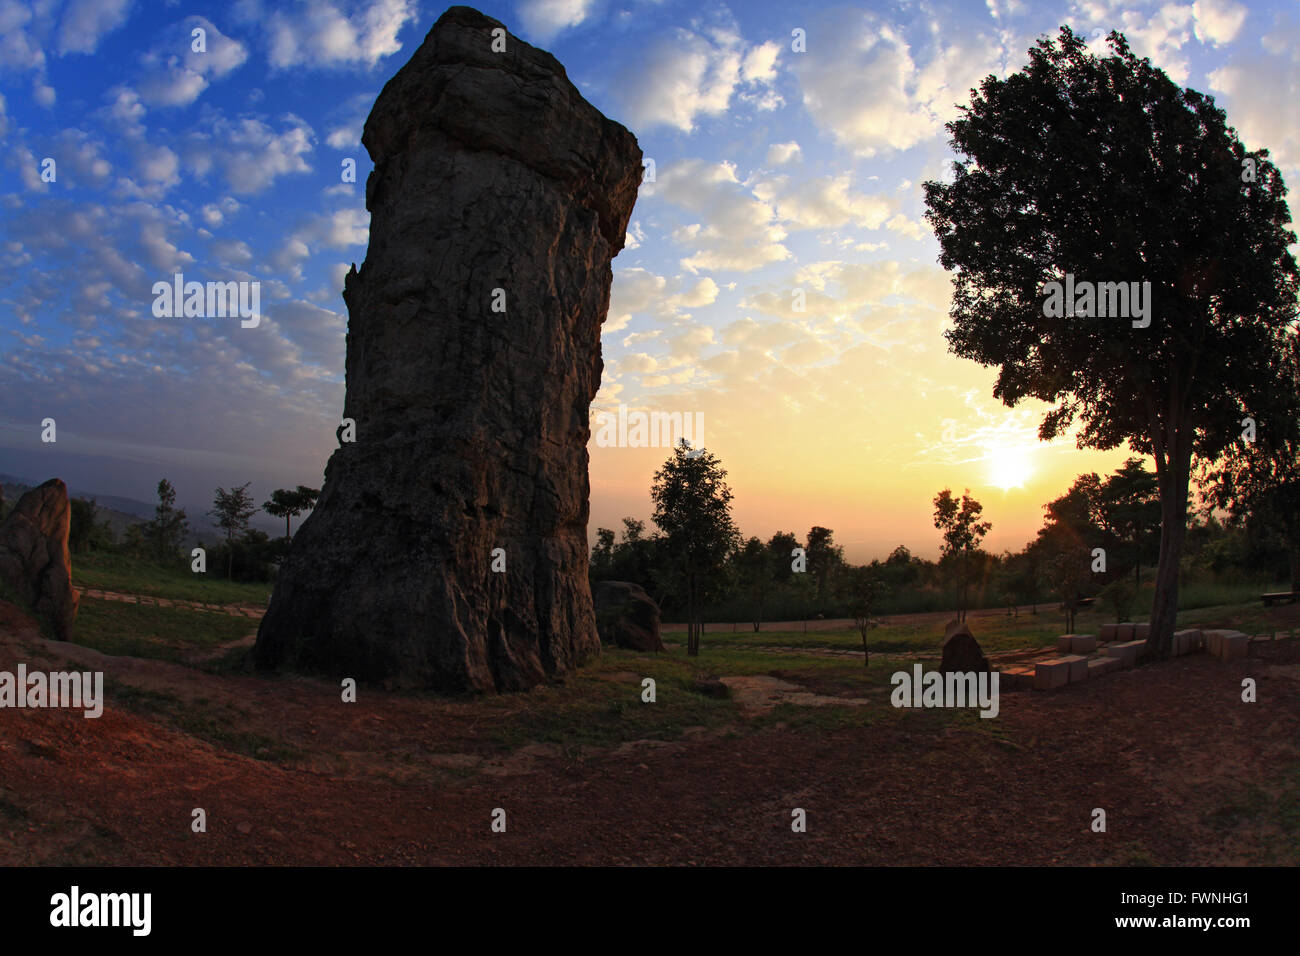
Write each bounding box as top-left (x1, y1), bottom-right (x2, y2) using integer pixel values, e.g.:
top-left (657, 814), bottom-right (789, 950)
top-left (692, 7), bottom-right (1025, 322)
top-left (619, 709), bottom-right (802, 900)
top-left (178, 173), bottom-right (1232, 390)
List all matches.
top-left (1034, 659), bottom-right (1071, 689)
top-left (1102, 640), bottom-right (1145, 668)
top-left (1172, 629), bottom-right (1204, 656)
top-left (1205, 629), bottom-right (1249, 660)
top-left (1057, 633), bottom-right (1098, 654)
top-left (1262, 592), bottom-right (1297, 607)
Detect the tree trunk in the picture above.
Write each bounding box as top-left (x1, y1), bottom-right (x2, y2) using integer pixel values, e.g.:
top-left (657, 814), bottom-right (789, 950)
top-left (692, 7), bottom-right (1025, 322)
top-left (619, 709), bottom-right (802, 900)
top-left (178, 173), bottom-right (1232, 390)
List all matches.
top-left (286, 515), bottom-right (292, 540)
top-left (1289, 546), bottom-right (1300, 594)
top-left (1149, 455), bottom-right (1192, 660)
top-left (861, 628), bottom-right (869, 666)
top-left (1133, 536), bottom-right (1140, 592)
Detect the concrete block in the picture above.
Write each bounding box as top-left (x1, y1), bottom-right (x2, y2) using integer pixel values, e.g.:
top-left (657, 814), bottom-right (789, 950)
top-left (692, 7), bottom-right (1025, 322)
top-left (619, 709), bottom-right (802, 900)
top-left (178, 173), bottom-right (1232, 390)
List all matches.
top-left (1205, 630), bottom-right (1227, 656)
top-left (1100, 623), bottom-right (1118, 642)
top-left (1069, 634), bottom-right (1097, 653)
top-left (1103, 640), bottom-right (1145, 668)
top-left (999, 667), bottom-right (1035, 691)
top-left (1087, 655), bottom-right (1122, 677)
top-left (1057, 635), bottom-right (1074, 653)
top-left (1219, 632), bottom-right (1249, 660)
top-left (1133, 622), bottom-right (1150, 640)
top-left (1173, 629), bottom-right (1203, 656)
top-left (1060, 654), bottom-right (1089, 682)
top-left (1117, 623), bottom-right (1135, 641)
top-left (1034, 659), bottom-right (1071, 689)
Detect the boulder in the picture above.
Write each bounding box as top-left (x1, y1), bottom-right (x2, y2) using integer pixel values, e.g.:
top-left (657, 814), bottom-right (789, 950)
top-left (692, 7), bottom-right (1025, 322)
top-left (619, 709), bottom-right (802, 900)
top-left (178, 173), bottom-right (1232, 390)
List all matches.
top-left (0, 479), bottom-right (79, 640)
top-left (593, 580), bottom-right (664, 652)
top-left (252, 6), bottom-right (642, 693)
top-left (940, 620), bottom-right (990, 674)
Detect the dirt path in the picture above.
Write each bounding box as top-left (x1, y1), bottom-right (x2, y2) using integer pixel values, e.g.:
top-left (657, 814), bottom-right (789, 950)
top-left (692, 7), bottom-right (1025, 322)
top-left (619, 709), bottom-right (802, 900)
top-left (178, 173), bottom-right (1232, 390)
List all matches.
top-left (3, 598), bottom-right (1298, 866)
top-left (80, 588), bottom-right (266, 619)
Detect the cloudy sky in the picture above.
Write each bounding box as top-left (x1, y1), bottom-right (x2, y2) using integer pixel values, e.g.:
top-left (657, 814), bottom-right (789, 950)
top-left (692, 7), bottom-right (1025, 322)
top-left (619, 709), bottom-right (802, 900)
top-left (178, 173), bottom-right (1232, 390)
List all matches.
top-left (1, 0), bottom-right (1296, 559)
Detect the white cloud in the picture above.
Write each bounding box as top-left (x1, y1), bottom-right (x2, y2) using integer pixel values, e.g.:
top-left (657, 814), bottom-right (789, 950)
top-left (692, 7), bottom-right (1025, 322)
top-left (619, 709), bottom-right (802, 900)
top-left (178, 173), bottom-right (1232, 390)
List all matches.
top-left (0, 0), bottom-right (47, 71)
top-left (741, 40), bottom-right (780, 83)
top-left (792, 10), bottom-right (1007, 157)
top-left (57, 0), bottom-right (132, 55)
top-left (264, 0), bottom-right (417, 70)
top-left (138, 144), bottom-right (179, 189)
top-left (183, 116), bottom-right (314, 194)
top-left (32, 77), bottom-right (54, 106)
top-left (765, 141), bottom-right (801, 166)
top-left (1192, 0), bottom-right (1247, 45)
top-left (615, 21), bottom-right (781, 132)
top-left (516, 0), bottom-right (594, 42)
top-left (754, 173), bottom-right (896, 230)
top-left (654, 159), bottom-right (789, 273)
top-left (138, 16), bottom-right (248, 107)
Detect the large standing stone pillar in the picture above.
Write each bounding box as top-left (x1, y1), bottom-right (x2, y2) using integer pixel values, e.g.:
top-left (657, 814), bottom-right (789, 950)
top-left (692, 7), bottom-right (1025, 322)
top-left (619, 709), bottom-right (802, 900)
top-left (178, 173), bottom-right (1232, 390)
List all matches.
top-left (253, 5), bottom-right (642, 692)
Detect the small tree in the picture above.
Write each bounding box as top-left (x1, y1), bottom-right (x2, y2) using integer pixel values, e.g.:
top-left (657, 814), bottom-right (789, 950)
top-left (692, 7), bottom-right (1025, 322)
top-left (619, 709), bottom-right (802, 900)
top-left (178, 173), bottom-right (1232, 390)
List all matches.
top-left (805, 526), bottom-right (844, 605)
top-left (143, 479), bottom-right (189, 565)
top-left (1098, 458), bottom-right (1161, 591)
top-left (933, 488), bottom-right (992, 622)
top-left (734, 536), bottom-right (772, 632)
top-left (650, 440), bottom-right (738, 656)
top-left (209, 483), bottom-right (257, 580)
top-left (1047, 541), bottom-right (1092, 633)
top-left (838, 565), bottom-right (886, 666)
top-left (262, 485), bottom-right (319, 541)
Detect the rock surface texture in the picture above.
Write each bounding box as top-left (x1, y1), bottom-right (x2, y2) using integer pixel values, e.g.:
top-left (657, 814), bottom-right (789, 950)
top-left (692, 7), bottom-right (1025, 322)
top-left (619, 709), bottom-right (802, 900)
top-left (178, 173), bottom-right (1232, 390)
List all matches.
top-left (593, 580), bottom-right (664, 652)
top-left (253, 6), bottom-right (641, 693)
top-left (0, 479), bottom-right (79, 641)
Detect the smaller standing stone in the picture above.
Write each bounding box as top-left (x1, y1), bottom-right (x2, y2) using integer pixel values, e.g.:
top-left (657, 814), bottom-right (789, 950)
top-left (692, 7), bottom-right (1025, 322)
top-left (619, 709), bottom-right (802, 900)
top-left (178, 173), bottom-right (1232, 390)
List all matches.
top-left (940, 620), bottom-right (990, 674)
top-left (593, 581), bottom-right (665, 652)
top-left (0, 479), bottom-right (80, 641)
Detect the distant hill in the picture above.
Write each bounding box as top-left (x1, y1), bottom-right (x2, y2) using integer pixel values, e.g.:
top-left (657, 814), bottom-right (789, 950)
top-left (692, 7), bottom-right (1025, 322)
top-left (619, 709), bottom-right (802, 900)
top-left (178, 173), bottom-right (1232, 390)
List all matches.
top-left (0, 474), bottom-right (227, 547)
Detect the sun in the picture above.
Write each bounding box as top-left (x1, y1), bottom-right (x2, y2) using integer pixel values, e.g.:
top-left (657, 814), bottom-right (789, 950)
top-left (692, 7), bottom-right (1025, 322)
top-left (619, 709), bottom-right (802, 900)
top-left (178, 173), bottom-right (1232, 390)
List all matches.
top-left (987, 445), bottom-right (1035, 490)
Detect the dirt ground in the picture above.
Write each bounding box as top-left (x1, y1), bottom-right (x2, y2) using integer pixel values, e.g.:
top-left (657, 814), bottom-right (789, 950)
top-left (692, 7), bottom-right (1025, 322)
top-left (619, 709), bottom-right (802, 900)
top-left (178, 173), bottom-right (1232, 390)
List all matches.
top-left (2, 598), bottom-right (1298, 866)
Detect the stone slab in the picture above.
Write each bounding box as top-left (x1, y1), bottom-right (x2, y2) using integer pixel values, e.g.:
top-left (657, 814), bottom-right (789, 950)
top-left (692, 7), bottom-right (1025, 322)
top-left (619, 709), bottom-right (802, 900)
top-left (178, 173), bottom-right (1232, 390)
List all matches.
top-left (1034, 659), bottom-right (1070, 690)
top-left (1102, 640), bottom-right (1144, 668)
top-left (1060, 654), bottom-right (1089, 682)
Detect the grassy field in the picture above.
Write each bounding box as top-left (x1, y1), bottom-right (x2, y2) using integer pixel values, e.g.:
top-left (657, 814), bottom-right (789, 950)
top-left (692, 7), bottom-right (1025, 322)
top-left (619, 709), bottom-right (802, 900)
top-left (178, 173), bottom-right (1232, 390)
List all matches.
top-left (73, 598), bottom-right (255, 665)
top-left (72, 551), bottom-right (273, 605)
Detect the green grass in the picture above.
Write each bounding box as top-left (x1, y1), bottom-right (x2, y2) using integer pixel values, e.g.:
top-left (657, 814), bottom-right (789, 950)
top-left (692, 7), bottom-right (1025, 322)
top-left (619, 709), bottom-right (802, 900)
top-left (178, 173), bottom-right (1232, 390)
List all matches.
top-left (72, 551), bottom-right (272, 606)
top-left (74, 597), bottom-right (255, 664)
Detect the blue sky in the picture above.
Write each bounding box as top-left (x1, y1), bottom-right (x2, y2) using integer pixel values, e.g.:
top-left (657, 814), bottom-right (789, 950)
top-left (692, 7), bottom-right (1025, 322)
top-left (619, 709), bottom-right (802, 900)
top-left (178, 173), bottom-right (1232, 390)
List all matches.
top-left (1, 0), bottom-right (1297, 558)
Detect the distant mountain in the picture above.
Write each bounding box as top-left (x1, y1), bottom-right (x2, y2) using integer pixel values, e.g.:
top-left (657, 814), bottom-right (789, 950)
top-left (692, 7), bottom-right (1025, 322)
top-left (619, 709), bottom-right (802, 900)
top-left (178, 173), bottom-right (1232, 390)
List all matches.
top-left (0, 474), bottom-right (229, 547)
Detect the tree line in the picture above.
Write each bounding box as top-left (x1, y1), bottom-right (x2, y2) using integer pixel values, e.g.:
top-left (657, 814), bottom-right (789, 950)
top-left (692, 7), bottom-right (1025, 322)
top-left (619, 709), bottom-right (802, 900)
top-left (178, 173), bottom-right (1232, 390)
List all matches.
top-left (591, 442), bottom-right (1297, 657)
top-left (53, 480), bottom-right (319, 581)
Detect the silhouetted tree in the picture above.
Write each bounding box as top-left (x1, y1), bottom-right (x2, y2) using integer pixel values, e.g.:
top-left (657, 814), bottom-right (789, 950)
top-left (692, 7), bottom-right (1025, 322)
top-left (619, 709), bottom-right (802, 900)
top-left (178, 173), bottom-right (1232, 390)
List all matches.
top-left (209, 483), bottom-right (257, 580)
top-left (262, 485), bottom-right (319, 540)
top-left (933, 488), bottom-right (991, 622)
top-left (924, 27), bottom-right (1298, 658)
top-left (143, 479), bottom-right (189, 565)
top-left (734, 536), bottom-right (772, 632)
top-left (838, 565), bottom-right (886, 666)
top-left (650, 440), bottom-right (738, 656)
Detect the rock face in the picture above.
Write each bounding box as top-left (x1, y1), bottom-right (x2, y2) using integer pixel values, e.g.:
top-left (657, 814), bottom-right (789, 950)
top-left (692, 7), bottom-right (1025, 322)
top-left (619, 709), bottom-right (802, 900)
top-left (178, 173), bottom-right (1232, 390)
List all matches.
top-left (0, 479), bottom-right (79, 641)
top-left (593, 581), bottom-right (664, 652)
top-left (939, 620), bottom-right (990, 674)
top-left (253, 6), bottom-right (642, 693)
